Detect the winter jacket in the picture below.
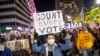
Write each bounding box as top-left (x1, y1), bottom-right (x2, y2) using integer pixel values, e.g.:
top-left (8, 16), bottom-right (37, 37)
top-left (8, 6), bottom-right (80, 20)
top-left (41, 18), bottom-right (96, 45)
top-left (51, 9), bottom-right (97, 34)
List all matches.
top-left (32, 38), bottom-right (72, 56)
top-left (0, 47), bottom-right (12, 56)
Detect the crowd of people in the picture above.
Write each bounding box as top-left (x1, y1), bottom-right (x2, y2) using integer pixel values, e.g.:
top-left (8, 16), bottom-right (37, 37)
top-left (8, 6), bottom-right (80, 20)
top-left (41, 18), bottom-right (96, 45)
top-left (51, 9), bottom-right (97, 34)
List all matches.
top-left (0, 26), bottom-right (100, 56)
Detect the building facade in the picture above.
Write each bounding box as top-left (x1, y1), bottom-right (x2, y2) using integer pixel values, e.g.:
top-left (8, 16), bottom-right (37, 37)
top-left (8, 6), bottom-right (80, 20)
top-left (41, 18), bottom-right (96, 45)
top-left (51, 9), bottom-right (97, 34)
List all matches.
top-left (0, 0), bottom-right (32, 33)
top-left (55, 0), bottom-right (84, 22)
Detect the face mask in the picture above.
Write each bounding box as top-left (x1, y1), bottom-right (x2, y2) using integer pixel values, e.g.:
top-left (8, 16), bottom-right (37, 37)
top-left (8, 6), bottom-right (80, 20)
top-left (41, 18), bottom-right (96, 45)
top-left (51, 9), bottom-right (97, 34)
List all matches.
top-left (47, 39), bottom-right (55, 45)
top-left (67, 34), bottom-right (71, 37)
top-left (66, 35), bottom-right (71, 39)
top-left (0, 44), bottom-right (4, 51)
top-left (85, 30), bottom-right (88, 33)
top-left (68, 35), bottom-right (71, 38)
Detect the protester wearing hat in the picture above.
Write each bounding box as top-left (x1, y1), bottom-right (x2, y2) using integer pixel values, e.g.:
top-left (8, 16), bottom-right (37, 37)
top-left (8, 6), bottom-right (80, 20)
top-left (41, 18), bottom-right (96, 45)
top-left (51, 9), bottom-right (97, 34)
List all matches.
top-left (0, 36), bottom-right (13, 56)
top-left (32, 34), bottom-right (72, 56)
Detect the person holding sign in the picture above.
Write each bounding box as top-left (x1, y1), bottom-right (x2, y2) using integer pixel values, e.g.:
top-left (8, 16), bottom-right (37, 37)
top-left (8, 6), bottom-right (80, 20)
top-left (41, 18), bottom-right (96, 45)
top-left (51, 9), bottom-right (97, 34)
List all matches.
top-left (0, 36), bottom-right (13, 56)
top-left (32, 34), bottom-right (72, 56)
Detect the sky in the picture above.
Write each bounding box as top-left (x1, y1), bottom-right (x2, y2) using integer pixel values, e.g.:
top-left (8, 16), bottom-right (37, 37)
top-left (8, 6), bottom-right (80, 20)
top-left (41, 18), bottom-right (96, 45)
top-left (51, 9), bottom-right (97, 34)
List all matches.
top-left (84, 0), bottom-right (95, 9)
top-left (34, 0), bottom-right (55, 12)
top-left (34, 0), bottom-right (95, 12)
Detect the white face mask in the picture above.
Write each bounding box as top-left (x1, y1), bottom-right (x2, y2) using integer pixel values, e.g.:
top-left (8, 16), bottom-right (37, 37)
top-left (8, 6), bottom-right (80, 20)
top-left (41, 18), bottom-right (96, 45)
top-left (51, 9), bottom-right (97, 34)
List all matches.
top-left (68, 35), bottom-right (71, 38)
top-left (85, 30), bottom-right (88, 33)
top-left (47, 39), bottom-right (55, 45)
top-left (66, 35), bottom-right (71, 39)
top-left (0, 44), bottom-right (4, 51)
top-left (66, 34), bottom-right (71, 38)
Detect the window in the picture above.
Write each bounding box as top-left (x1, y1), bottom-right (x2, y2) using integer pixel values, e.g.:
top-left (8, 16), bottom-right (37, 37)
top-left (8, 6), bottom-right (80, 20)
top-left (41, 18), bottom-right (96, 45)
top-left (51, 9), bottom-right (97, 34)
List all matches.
top-left (15, 2), bottom-right (31, 16)
top-left (15, 8), bottom-right (32, 21)
top-left (1, 23), bottom-right (4, 26)
top-left (0, 22), bottom-right (16, 27)
top-left (9, 22), bottom-right (13, 25)
top-left (0, 7), bottom-right (15, 12)
top-left (71, 1), bottom-right (75, 4)
top-left (74, 5), bottom-right (78, 8)
top-left (64, 4), bottom-right (68, 8)
top-left (59, 2), bottom-right (63, 6)
top-left (7, 22), bottom-right (10, 26)
top-left (0, 15), bottom-right (15, 19)
top-left (60, 0), bottom-right (63, 2)
top-left (16, 15), bottom-right (31, 24)
top-left (12, 22), bottom-right (15, 25)
top-left (0, 0), bottom-right (14, 5)
top-left (69, 4), bottom-right (72, 8)
top-left (16, 22), bottom-right (21, 26)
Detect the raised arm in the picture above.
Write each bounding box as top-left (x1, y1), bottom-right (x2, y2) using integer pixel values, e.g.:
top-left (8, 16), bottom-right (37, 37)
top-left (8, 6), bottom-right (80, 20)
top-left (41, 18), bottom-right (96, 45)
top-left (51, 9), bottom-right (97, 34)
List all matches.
top-left (58, 38), bottom-right (72, 50)
top-left (32, 40), bottom-right (43, 52)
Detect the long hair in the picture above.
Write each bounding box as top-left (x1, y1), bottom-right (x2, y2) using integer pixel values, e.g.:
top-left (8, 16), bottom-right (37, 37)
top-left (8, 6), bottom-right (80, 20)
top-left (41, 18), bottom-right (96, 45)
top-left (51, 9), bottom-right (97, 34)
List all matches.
top-left (0, 37), bottom-right (6, 44)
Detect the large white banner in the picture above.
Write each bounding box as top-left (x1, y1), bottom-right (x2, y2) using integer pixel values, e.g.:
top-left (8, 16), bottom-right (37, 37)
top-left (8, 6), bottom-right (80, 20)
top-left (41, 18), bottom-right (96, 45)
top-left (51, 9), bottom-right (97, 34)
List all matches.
top-left (34, 10), bottom-right (64, 35)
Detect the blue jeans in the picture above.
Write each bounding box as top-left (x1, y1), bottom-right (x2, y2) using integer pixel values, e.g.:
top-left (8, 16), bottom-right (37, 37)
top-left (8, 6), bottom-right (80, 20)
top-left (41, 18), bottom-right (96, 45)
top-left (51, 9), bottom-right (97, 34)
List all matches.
top-left (80, 49), bottom-right (91, 56)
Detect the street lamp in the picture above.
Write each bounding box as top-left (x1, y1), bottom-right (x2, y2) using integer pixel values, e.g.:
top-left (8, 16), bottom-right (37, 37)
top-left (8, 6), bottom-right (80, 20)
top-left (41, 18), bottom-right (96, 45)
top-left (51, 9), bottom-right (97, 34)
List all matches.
top-left (96, 0), bottom-right (100, 5)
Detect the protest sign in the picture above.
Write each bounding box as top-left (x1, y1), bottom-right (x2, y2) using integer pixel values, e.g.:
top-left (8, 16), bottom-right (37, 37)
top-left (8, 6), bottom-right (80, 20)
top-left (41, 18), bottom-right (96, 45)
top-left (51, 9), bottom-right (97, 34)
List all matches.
top-left (33, 10), bottom-right (64, 35)
top-left (6, 41), bottom-right (15, 51)
top-left (65, 22), bottom-right (83, 28)
top-left (6, 39), bottom-right (30, 51)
